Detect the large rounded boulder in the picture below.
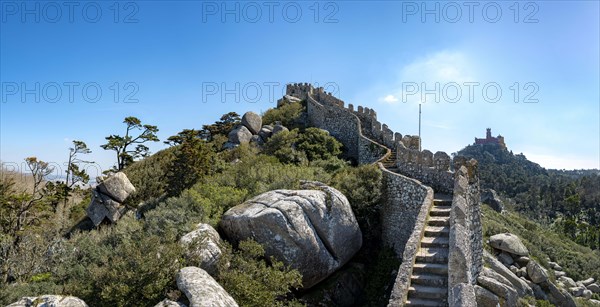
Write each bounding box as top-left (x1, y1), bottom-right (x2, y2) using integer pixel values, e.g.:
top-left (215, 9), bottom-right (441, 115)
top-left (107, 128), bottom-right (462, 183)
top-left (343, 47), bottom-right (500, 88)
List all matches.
top-left (7, 295), bottom-right (88, 307)
top-left (241, 111), bottom-right (262, 135)
top-left (220, 181), bottom-right (362, 288)
top-left (176, 267), bottom-right (238, 307)
top-left (180, 223), bottom-right (224, 276)
top-left (489, 233), bottom-right (529, 256)
top-left (228, 126), bottom-right (253, 145)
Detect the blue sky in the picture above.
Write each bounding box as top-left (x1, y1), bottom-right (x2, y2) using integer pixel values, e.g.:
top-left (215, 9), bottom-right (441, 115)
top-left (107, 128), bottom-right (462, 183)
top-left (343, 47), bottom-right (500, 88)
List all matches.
top-left (1, 0), bottom-right (599, 178)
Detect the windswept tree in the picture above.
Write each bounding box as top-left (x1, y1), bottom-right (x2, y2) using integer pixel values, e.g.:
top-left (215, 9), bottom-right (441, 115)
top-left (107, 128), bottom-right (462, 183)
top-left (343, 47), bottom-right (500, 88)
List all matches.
top-left (200, 112), bottom-right (240, 141)
top-left (0, 157), bottom-right (56, 283)
top-left (65, 140), bottom-right (92, 188)
top-left (101, 116), bottom-right (159, 171)
top-left (165, 129), bottom-right (216, 196)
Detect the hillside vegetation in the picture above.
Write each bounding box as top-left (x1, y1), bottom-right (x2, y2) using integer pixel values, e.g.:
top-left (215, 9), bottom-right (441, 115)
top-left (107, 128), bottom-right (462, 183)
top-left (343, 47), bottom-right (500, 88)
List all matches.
top-left (458, 144), bottom-right (600, 250)
top-left (0, 104), bottom-right (393, 306)
top-left (482, 205), bottom-right (600, 284)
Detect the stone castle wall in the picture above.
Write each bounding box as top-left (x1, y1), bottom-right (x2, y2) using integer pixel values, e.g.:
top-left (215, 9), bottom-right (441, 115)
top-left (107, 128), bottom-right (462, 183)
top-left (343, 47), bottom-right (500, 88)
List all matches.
top-left (382, 166), bottom-right (434, 306)
top-left (396, 143), bottom-right (455, 194)
top-left (380, 167), bottom-right (434, 257)
top-left (290, 83), bottom-right (388, 164)
top-left (448, 157), bottom-right (483, 306)
top-left (287, 82), bottom-right (455, 193)
top-left (285, 83), bottom-right (483, 306)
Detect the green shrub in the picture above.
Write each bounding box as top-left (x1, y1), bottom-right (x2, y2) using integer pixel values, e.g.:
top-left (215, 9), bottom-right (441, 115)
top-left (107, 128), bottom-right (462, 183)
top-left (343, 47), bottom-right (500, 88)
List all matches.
top-left (55, 216), bottom-right (182, 307)
top-left (30, 272), bottom-right (52, 283)
top-left (0, 281), bottom-right (63, 304)
top-left (330, 164), bottom-right (382, 214)
top-left (264, 128), bottom-right (343, 166)
top-left (143, 190), bottom-right (210, 238)
top-left (211, 154), bottom-right (330, 199)
top-left (123, 147), bottom-right (176, 204)
top-left (218, 240), bottom-right (302, 307)
top-left (263, 130), bottom-right (308, 165)
top-left (296, 128), bottom-right (342, 162)
top-left (188, 181), bottom-right (248, 225)
top-left (262, 101), bottom-right (305, 128)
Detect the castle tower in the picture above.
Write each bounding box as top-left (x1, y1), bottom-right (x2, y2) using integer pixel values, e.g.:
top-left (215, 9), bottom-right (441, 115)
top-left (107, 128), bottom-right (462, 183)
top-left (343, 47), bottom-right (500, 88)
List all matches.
top-left (486, 128), bottom-right (492, 139)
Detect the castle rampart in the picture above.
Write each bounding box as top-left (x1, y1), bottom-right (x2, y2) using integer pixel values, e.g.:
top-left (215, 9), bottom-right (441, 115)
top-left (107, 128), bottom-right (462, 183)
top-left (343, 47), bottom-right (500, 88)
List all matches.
top-left (396, 143), bottom-right (454, 194)
top-left (284, 82), bottom-right (483, 306)
top-left (448, 157), bottom-right (483, 305)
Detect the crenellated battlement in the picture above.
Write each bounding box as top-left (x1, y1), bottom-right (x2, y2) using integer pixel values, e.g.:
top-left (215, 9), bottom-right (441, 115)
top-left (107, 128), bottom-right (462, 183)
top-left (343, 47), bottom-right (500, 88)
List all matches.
top-left (289, 82), bottom-right (456, 193)
top-left (286, 83), bottom-right (345, 108)
top-left (286, 83), bottom-right (481, 306)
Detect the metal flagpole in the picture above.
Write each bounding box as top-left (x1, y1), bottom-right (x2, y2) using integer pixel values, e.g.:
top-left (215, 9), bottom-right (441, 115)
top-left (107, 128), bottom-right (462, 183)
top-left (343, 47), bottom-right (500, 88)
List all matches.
top-left (418, 104), bottom-right (422, 151)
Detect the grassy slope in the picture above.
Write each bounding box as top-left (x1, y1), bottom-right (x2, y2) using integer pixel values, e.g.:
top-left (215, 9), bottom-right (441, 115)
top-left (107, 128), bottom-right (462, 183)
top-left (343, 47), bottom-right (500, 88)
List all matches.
top-left (482, 204), bottom-right (600, 283)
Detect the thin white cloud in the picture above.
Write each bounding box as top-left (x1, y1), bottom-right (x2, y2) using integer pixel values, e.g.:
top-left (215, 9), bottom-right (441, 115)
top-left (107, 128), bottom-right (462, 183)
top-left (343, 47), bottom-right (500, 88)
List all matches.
top-left (424, 120), bottom-right (454, 130)
top-left (381, 50), bottom-right (477, 105)
top-left (382, 94), bottom-right (398, 103)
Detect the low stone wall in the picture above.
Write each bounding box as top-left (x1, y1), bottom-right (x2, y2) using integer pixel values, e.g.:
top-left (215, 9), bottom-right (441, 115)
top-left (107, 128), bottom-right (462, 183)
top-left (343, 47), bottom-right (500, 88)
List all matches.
top-left (306, 95), bottom-right (360, 160)
top-left (395, 143), bottom-right (454, 194)
top-left (358, 136), bottom-right (388, 164)
top-left (381, 165), bottom-right (434, 306)
top-left (380, 167), bottom-right (433, 257)
top-left (448, 158), bottom-right (483, 307)
top-left (303, 91), bottom-right (387, 165)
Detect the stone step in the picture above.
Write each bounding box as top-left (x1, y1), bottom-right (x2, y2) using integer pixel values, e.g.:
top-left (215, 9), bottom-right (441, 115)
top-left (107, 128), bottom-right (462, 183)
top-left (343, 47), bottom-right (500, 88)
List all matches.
top-left (411, 273), bottom-right (448, 287)
top-left (408, 285), bottom-right (448, 300)
top-left (424, 226), bottom-right (449, 237)
top-left (433, 199), bottom-right (452, 207)
top-left (429, 207), bottom-right (451, 217)
top-left (412, 263), bottom-right (448, 275)
top-left (427, 217), bottom-right (450, 227)
top-left (405, 298), bottom-right (448, 306)
top-left (420, 237), bottom-right (450, 248)
top-left (415, 248), bottom-right (449, 264)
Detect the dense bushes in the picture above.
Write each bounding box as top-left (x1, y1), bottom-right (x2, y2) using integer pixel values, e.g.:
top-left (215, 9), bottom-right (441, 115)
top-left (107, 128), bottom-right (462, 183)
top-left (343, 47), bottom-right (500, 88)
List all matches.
top-left (264, 128), bottom-right (343, 166)
top-left (458, 144), bottom-right (600, 250)
top-left (1, 105), bottom-right (392, 307)
top-left (217, 240), bottom-right (303, 307)
top-left (1, 216), bottom-right (182, 307)
top-left (123, 147), bottom-right (175, 204)
top-left (262, 100), bottom-right (305, 129)
top-left (330, 164), bottom-right (382, 215)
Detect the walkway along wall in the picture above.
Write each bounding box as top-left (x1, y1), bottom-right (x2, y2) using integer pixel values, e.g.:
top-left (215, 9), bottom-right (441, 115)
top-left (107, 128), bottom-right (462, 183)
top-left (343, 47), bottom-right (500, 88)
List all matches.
top-left (448, 157), bottom-right (483, 306)
top-left (284, 83), bottom-right (483, 305)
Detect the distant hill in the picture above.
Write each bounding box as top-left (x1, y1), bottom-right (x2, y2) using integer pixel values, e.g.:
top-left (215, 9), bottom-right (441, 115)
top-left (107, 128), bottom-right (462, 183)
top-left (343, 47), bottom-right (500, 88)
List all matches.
top-left (457, 143), bottom-right (600, 250)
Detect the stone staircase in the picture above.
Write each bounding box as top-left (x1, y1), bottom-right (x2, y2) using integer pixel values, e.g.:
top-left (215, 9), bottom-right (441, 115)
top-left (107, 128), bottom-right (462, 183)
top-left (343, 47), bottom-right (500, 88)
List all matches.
top-left (377, 138), bottom-right (451, 306)
top-left (381, 148), bottom-right (397, 169)
top-left (405, 195), bottom-right (452, 307)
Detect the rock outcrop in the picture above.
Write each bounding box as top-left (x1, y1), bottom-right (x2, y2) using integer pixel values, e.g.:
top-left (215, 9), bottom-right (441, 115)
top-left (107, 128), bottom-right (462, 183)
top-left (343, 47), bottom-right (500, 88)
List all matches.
top-left (526, 260), bottom-right (548, 284)
top-left (478, 232), bottom-right (596, 306)
top-left (7, 295), bottom-right (88, 307)
top-left (180, 223), bottom-right (224, 276)
top-left (489, 233), bottom-right (529, 256)
top-left (154, 299), bottom-right (187, 307)
top-left (482, 250), bottom-right (533, 297)
top-left (224, 112), bottom-right (287, 149)
top-left (228, 125), bottom-right (253, 145)
top-left (86, 172), bottom-right (135, 226)
top-left (220, 181), bottom-right (362, 288)
top-left (481, 188), bottom-right (503, 213)
top-left (176, 267), bottom-right (238, 307)
top-left (272, 124), bottom-right (289, 135)
top-left (241, 111), bottom-right (262, 135)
